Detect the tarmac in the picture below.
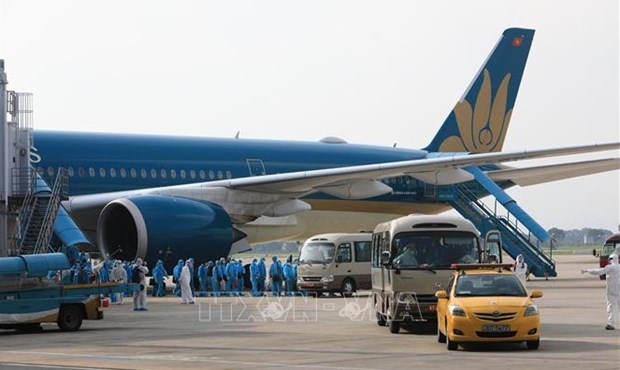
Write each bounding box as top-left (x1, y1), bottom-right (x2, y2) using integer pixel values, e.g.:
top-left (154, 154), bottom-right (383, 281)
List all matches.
top-left (1, 254), bottom-right (619, 370)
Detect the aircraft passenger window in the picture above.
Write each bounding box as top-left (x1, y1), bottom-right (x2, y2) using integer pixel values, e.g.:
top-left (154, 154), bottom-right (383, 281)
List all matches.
top-left (67, 167), bottom-right (74, 177)
top-left (217, 170), bottom-right (223, 179)
top-left (99, 168), bottom-right (106, 178)
top-left (120, 168), bottom-right (127, 178)
top-left (190, 170), bottom-right (196, 179)
top-left (226, 170), bottom-right (232, 179)
top-left (150, 169), bottom-right (157, 178)
top-left (78, 167), bottom-right (85, 177)
top-left (160, 169), bottom-right (167, 179)
top-left (179, 170), bottom-right (186, 179)
top-left (110, 168), bottom-right (116, 178)
top-left (89, 167), bottom-right (95, 178)
top-left (170, 169), bottom-right (177, 179)
top-left (130, 168), bottom-right (136, 178)
top-left (199, 170), bottom-right (206, 180)
top-left (47, 167), bottom-right (55, 177)
top-left (140, 169), bottom-right (147, 178)
top-left (209, 170), bottom-right (215, 179)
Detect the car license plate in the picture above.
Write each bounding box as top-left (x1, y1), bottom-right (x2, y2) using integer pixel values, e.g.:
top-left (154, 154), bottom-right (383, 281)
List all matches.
top-left (482, 324), bottom-right (510, 332)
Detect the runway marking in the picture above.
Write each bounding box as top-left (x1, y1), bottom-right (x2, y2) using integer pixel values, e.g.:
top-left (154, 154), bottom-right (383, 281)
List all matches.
top-left (3, 351), bottom-right (384, 370)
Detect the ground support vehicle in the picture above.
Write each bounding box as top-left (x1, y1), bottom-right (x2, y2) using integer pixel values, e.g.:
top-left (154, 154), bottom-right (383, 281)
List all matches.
top-left (593, 233), bottom-right (620, 280)
top-left (0, 253), bottom-right (138, 332)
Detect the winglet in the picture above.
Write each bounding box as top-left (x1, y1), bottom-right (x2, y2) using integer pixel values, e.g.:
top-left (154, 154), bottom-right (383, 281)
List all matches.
top-left (424, 28), bottom-right (535, 153)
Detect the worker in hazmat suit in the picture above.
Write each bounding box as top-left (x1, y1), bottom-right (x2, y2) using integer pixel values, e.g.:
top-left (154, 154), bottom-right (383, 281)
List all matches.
top-left (132, 258), bottom-right (149, 311)
top-left (152, 260), bottom-right (168, 297)
top-left (172, 259), bottom-right (184, 297)
top-left (110, 260), bottom-right (127, 304)
top-left (514, 254), bottom-right (528, 285)
top-left (582, 254), bottom-right (620, 330)
top-left (180, 259), bottom-right (195, 304)
top-left (269, 256), bottom-right (283, 296)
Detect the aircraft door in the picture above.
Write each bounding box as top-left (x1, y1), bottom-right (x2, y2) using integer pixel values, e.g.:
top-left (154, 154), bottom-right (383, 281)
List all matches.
top-left (483, 230), bottom-right (503, 263)
top-left (247, 159), bottom-right (266, 176)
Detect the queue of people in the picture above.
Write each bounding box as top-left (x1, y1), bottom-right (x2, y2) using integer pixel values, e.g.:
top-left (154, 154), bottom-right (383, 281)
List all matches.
top-left (65, 252), bottom-right (302, 309)
top-left (163, 254), bottom-right (299, 300)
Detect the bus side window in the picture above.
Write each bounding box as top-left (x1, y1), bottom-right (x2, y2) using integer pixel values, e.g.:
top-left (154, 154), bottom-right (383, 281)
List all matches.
top-left (336, 244), bottom-right (352, 263)
top-left (355, 241), bottom-right (371, 262)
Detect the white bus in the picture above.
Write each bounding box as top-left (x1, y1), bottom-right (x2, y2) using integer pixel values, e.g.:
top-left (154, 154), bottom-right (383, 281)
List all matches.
top-left (296, 233), bottom-right (372, 297)
top-left (371, 214), bottom-right (502, 333)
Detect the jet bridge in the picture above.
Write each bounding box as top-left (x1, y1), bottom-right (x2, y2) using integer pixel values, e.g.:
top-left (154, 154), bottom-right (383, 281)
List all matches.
top-left (0, 59), bottom-right (35, 257)
top-left (0, 59), bottom-right (91, 258)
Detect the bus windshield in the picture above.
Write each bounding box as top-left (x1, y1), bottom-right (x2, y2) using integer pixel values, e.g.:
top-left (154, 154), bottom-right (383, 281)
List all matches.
top-left (299, 243), bottom-right (335, 264)
top-left (391, 231), bottom-right (479, 269)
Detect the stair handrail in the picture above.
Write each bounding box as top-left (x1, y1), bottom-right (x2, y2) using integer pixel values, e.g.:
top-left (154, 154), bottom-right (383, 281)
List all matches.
top-left (456, 185), bottom-right (542, 243)
top-left (453, 185), bottom-right (555, 268)
top-left (10, 169), bottom-right (38, 255)
top-left (491, 216), bottom-right (555, 269)
top-left (32, 168), bottom-right (67, 254)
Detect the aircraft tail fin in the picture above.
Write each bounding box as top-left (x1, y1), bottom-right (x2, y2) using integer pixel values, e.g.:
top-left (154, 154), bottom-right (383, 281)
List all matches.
top-left (424, 28), bottom-right (535, 153)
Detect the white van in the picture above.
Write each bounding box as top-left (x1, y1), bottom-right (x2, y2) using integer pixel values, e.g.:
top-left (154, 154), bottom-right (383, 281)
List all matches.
top-left (296, 233), bottom-right (372, 297)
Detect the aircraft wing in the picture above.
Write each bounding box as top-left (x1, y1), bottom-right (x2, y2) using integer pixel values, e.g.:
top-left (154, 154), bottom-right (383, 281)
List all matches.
top-left (200, 142), bottom-right (619, 192)
top-left (65, 142), bottom-right (619, 222)
top-left (487, 158), bottom-right (620, 186)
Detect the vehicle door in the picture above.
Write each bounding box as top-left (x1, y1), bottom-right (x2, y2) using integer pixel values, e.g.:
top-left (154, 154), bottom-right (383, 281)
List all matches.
top-left (334, 242), bottom-right (354, 286)
top-left (483, 230), bottom-right (503, 263)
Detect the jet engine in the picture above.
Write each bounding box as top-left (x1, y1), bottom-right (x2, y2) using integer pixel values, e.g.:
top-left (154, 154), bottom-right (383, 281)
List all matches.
top-left (97, 195), bottom-right (234, 268)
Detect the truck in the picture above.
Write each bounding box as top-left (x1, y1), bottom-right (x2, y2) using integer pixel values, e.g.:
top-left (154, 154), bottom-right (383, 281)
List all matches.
top-left (0, 253), bottom-right (138, 332)
top-left (592, 233), bottom-right (620, 280)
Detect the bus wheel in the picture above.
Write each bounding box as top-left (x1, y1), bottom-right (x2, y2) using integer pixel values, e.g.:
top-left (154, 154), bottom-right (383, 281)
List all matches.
top-left (376, 312), bottom-right (387, 326)
top-left (340, 278), bottom-right (356, 297)
top-left (57, 305), bottom-right (83, 332)
top-left (389, 319), bottom-right (400, 334)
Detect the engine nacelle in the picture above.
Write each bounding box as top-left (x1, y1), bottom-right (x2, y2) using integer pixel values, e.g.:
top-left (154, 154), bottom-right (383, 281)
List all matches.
top-left (97, 195), bottom-right (233, 269)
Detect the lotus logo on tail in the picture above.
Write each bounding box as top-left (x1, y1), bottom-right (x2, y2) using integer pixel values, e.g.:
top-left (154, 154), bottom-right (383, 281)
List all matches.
top-left (439, 70), bottom-right (512, 153)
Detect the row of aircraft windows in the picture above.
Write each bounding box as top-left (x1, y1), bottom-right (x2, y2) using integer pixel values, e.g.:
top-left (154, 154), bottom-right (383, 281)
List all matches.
top-left (38, 166), bottom-right (233, 181)
top-left (38, 167), bottom-right (416, 185)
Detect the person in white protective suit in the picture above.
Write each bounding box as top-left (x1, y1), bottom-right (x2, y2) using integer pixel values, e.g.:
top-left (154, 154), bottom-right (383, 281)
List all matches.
top-left (581, 254), bottom-right (620, 330)
top-left (110, 260), bottom-right (127, 304)
top-left (514, 254), bottom-right (528, 285)
top-left (180, 259), bottom-right (195, 304)
top-left (132, 258), bottom-right (149, 311)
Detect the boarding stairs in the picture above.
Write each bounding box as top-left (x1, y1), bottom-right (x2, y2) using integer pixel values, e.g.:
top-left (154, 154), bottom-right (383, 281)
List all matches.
top-left (449, 181), bottom-right (556, 278)
top-left (13, 169), bottom-right (68, 255)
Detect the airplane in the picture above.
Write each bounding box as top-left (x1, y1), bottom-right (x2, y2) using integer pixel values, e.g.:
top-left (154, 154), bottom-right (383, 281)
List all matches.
top-left (30, 27), bottom-right (619, 269)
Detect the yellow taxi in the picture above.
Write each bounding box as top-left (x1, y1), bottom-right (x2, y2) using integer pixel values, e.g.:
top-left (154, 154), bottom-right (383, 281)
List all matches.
top-left (435, 264), bottom-right (542, 351)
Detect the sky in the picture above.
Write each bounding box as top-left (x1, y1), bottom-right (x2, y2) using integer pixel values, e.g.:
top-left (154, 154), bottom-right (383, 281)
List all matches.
top-left (0, 0), bottom-right (618, 233)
